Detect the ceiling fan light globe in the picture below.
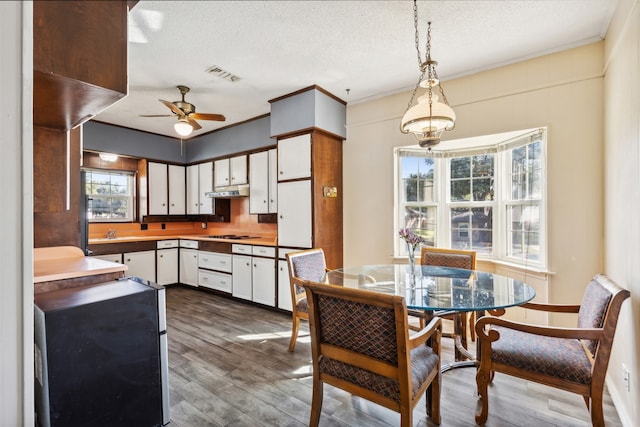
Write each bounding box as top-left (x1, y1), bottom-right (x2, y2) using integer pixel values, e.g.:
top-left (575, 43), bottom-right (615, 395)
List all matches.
top-left (174, 120), bottom-right (193, 136)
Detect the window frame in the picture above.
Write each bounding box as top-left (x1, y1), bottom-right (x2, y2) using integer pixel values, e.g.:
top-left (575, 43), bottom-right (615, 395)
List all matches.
top-left (395, 128), bottom-right (547, 270)
top-left (84, 168), bottom-right (136, 223)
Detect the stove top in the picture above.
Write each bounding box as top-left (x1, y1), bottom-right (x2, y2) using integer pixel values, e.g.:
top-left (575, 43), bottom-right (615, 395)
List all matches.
top-left (201, 235), bottom-right (259, 240)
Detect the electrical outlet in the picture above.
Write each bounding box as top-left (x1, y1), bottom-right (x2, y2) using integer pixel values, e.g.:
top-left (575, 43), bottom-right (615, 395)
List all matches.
top-left (623, 364), bottom-right (630, 392)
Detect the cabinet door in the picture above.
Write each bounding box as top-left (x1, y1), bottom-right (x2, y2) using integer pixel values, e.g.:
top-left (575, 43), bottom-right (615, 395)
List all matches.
top-left (278, 180), bottom-right (312, 248)
top-left (232, 255), bottom-right (252, 300)
top-left (268, 149), bottom-right (278, 213)
top-left (179, 248), bottom-right (199, 287)
top-left (278, 134), bottom-right (311, 181)
top-left (124, 250), bottom-right (156, 283)
top-left (148, 162), bottom-right (168, 215)
top-left (186, 164), bottom-right (199, 215)
top-left (277, 259), bottom-right (292, 311)
top-left (214, 158), bottom-right (230, 188)
top-left (198, 161), bottom-right (213, 214)
top-left (230, 155), bottom-right (247, 185)
top-left (249, 151), bottom-right (269, 214)
top-left (252, 257), bottom-right (275, 306)
top-left (156, 248), bottom-right (178, 286)
top-left (168, 164), bottom-right (186, 215)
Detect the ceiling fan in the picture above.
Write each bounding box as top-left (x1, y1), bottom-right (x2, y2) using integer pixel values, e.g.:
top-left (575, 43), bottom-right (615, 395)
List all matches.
top-left (140, 85), bottom-right (226, 136)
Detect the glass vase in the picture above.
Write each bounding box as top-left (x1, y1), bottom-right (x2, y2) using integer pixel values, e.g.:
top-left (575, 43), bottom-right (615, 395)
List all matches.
top-left (407, 243), bottom-right (417, 289)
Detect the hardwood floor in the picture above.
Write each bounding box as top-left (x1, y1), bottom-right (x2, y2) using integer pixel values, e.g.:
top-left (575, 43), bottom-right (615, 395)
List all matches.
top-left (165, 286), bottom-right (623, 426)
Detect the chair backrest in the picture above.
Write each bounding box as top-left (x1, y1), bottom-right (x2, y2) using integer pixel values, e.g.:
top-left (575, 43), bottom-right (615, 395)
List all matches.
top-left (302, 280), bottom-right (412, 402)
top-left (420, 247), bottom-right (477, 270)
top-left (577, 274), bottom-right (630, 359)
top-left (286, 249), bottom-right (327, 314)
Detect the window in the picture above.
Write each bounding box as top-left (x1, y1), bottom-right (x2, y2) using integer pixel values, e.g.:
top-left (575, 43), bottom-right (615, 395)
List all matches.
top-left (395, 128), bottom-right (546, 269)
top-left (85, 169), bottom-right (135, 222)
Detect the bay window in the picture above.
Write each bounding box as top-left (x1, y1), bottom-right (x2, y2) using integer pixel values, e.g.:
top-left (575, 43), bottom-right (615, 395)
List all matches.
top-left (395, 128), bottom-right (546, 269)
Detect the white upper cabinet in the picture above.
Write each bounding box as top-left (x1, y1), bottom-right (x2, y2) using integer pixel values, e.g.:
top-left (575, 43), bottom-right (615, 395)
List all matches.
top-left (277, 134), bottom-right (311, 181)
top-left (168, 164), bottom-right (185, 215)
top-left (187, 162), bottom-right (213, 215)
top-left (215, 155), bottom-right (247, 188)
top-left (148, 162), bottom-right (168, 215)
top-left (268, 149), bottom-right (278, 212)
top-left (186, 164), bottom-right (199, 215)
top-left (198, 161), bottom-right (214, 214)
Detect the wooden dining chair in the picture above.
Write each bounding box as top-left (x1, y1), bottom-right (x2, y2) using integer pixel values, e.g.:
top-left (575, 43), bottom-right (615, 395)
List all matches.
top-left (285, 248), bottom-right (329, 352)
top-left (414, 247), bottom-right (477, 361)
top-left (474, 273), bottom-right (630, 426)
top-left (302, 279), bottom-right (442, 427)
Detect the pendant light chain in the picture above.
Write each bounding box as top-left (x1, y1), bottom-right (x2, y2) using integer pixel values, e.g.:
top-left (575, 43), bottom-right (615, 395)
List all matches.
top-left (404, 0), bottom-right (426, 116)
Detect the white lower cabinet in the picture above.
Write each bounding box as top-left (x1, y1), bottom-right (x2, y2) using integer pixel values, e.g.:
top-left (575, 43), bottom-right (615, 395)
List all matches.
top-left (157, 240), bottom-right (179, 286)
top-left (231, 244), bottom-right (276, 306)
top-left (157, 248), bottom-right (178, 286)
top-left (124, 250), bottom-right (156, 283)
top-left (179, 248), bottom-right (199, 287)
top-left (277, 259), bottom-right (292, 311)
top-left (198, 269), bottom-right (232, 293)
top-left (232, 254), bottom-right (252, 300)
top-left (198, 250), bottom-right (232, 293)
top-left (252, 256), bottom-right (275, 306)
top-left (91, 253), bottom-right (122, 264)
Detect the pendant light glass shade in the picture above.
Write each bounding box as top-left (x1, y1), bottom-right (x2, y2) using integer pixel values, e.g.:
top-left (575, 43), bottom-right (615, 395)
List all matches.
top-left (401, 93), bottom-right (456, 147)
top-left (174, 119), bottom-right (193, 137)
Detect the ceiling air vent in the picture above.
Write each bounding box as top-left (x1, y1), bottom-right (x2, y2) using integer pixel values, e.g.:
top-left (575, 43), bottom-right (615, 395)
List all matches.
top-left (205, 66), bottom-right (241, 83)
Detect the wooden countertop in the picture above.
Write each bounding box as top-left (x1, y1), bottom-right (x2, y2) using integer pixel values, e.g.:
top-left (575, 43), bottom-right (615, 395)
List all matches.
top-left (88, 235), bottom-right (279, 247)
top-left (34, 246), bottom-right (128, 283)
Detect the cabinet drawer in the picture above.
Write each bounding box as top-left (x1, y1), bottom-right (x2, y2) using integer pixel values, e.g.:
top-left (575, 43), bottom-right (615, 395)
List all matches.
top-left (252, 246), bottom-right (275, 258)
top-left (91, 253), bottom-right (122, 264)
top-left (278, 247), bottom-right (300, 260)
top-left (157, 239), bottom-right (179, 249)
top-left (180, 239), bottom-right (199, 249)
top-left (198, 269), bottom-right (232, 293)
top-left (198, 251), bottom-right (232, 272)
top-left (232, 244), bottom-right (252, 255)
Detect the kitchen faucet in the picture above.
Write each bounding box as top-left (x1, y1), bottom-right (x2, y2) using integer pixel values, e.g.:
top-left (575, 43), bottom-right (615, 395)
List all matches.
top-left (106, 229), bottom-right (117, 239)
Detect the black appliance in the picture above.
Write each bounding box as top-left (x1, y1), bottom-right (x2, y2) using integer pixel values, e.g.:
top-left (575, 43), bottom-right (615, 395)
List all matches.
top-left (34, 277), bottom-right (170, 427)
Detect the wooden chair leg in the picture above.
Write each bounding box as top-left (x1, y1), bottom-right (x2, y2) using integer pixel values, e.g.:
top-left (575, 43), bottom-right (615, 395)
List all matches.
top-left (288, 315), bottom-right (300, 352)
top-left (475, 367), bottom-right (491, 425)
top-left (428, 372), bottom-right (441, 425)
top-left (469, 311), bottom-right (476, 341)
top-left (589, 395), bottom-right (605, 427)
top-left (399, 402), bottom-right (413, 427)
top-left (309, 377), bottom-right (323, 427)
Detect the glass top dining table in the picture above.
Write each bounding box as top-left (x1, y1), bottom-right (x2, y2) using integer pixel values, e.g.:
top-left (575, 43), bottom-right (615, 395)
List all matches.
top-left (325, 264), bottom-right (536, 314)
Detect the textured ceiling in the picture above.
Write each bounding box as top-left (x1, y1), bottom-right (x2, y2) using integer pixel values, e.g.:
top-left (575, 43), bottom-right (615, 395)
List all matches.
top-left (93, 0), bottom-right (617, 139)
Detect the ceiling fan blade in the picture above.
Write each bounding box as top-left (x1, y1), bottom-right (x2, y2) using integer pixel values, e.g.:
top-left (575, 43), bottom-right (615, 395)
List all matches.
top-left (139, 114), bottom-right (173, 117)
top-left (191, 113), bottom-right (226, 122)
top-left (187, 118), bottom-right (202, 130)
top-left (159, 99), bottom-right (185, 117)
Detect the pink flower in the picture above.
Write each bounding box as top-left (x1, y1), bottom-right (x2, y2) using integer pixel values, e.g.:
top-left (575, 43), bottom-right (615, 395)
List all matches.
top-left (399, 228), bottom-right (425, 249)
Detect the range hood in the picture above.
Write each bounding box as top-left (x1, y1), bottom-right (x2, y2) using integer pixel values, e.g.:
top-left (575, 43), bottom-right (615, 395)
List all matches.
top-left (205, 184), bottom-right (250, 198)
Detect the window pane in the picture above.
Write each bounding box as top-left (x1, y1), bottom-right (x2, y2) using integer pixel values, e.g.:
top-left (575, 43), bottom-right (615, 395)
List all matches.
top-left (401, 157), bottom-right (435, 203)
top-left (472, 155), bottom-right (494, 178)
top-left (451, 207), bottom-right (493, 253)
top-left (451, 179), bottom-right (470, 201)
top-left (450, 158), bottom-right (470, 179)
top-left (402, 205), bottom-right (436, 247)
top-left (507, 204), bottom-right (540, 261)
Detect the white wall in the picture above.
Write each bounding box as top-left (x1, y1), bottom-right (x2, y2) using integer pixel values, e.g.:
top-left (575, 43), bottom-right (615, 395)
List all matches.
top-left (603, 0), bottom-right (640, 424)
top-left (346, 42), bottom-right (605, 322)
top-left (0, 1), bottom-right (33, 425)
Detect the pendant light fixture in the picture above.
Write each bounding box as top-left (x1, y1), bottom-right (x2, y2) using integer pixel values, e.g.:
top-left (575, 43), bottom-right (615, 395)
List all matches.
top-left (400, 1), bottom-right (455, 148)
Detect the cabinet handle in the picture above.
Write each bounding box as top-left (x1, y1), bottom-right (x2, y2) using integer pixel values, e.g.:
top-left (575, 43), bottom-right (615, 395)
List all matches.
top-left (127, 258), bottom-right (131, 262)
top-left (202, 258), bottom-right (208, 262)
top-left (220, 261), bottom-right (226, 264)
top-left (160, 254), bottom-right (163, 258)
top-left (221, 281), bottom-right (226, 284)
top-left (279, 171), bottom-right (283, 174)
top-left (246, 262), bottom-right (250, 266)
top-left (279, 215), bottom-right (283, 219)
